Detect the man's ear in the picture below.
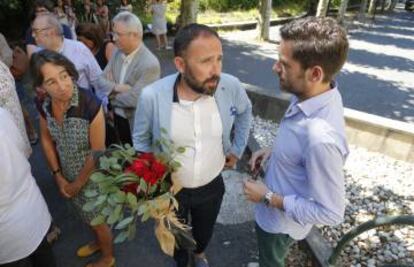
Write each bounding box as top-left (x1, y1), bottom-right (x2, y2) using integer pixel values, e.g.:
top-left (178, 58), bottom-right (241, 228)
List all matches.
top-left (307, 65), bottom-right (324, 83)
top-left (174, 56), bottom-right (185, 74)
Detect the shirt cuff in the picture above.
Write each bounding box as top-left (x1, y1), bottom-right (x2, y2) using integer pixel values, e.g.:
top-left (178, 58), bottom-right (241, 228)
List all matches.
top-left (283, 194), bottom-right (302, 225)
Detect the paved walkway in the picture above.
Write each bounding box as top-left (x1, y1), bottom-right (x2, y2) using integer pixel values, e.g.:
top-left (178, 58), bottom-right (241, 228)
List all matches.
top-left (28, 4), bottom-right (414, 267)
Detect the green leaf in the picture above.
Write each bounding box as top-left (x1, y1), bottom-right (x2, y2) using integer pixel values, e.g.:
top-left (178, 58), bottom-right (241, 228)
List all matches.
top-left (127, 193), bottom-right (138, 210)
top-left (127, 223), bottom-right (137, 241)
top-left (102, 206), bottom-right (113, 216)
top-left (141, 210), bottom-right (151, 222)
top-left (84, 189), bottom-right (98, 198)
top-left (139, 179), bottom-right (147, 192)
top-left (115, 216), bottom-right (134, 230)
top-left (90, 172), bottom-right (108, 183)
top-left (160, 181), bottom-right (170, 193)
top-left (149, 184), bottom-right (158, 194)
top-left (177, 146), bottom-right (186, 153)
top-left (160, 128), bottom-right (168, 134)
top-left (90, 215), bottom-right (105, 226)
top-left (111, 163), bottom-right (122, 171)
top-left (83, 200), bottom-right (97, 212)
top-left (170, 160), bottom-right (181, 170)
top-left (137, 203), bottom-right (147, 216)
top-left (114, 231), bottom-right (129, 243)
top-left (95, 195), bottom-right (107, 206)
top-left (107, 204), bottom-right (122, 225)
top-left (113, 191), bottom-right (126, 203)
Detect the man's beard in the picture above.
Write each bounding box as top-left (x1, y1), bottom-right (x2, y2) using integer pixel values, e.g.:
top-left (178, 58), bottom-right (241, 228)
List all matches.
top-left (183, 68), bottom-right (220, 96)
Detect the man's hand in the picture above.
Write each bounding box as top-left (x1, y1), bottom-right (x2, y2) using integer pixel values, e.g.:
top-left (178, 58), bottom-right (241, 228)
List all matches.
top-left (114, 84), bottom-right (131, 93)
top-left (64, 181), bottom-right (82, 198)
top-left (244, 179), bottom-right (268, 203)
top-left (55, 174), bottom-right (71, 198)
top-left (224, 153), bottom-right (238, 169)
top-left (248, 147), bottom-right (271, 172)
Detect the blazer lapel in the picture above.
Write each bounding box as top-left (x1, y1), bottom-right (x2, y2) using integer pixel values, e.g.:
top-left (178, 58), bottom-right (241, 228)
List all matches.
top-left (124, 46), bottom-right (144, 84)
top-left (113, 52), bottom-right (124, 83)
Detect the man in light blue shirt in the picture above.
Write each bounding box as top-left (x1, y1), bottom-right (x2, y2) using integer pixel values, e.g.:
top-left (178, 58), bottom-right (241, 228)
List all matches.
top-left (244, 17), bottom-right (349, 267)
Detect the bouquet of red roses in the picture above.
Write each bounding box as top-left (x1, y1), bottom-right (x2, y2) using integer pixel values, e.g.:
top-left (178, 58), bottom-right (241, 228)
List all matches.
top-left (83, 139), bottom-right (194, 256)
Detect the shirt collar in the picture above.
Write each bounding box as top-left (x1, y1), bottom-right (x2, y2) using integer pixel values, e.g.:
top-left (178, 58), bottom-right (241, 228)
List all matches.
top-left (287, 81), bottom-right (338, 118)
top-left (122, 44), bottom-right (141, 63)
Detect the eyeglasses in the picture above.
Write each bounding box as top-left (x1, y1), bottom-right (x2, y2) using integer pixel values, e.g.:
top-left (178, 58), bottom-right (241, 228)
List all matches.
top-left (32, 27), bottom-right (52, 36)
top-left (111, 31), bottom-right (133, 38)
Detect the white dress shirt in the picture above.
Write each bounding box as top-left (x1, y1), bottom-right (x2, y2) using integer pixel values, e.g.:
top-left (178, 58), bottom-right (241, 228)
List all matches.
top-left (170, 96), bottom-right (226, 188)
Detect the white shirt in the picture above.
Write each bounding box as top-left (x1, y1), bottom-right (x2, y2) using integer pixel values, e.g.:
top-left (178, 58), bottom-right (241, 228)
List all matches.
top-left (0, 108), bottom-right (51, 264)
top-left (115, 45), bottom-right (140, 118)
top-left (170, 96), bottom-right (225, 188)
top-left (119, 45), bottom-right (140, 84)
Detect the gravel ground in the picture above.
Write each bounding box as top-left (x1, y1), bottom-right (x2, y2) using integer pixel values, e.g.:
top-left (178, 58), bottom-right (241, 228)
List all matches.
top-left (251, 116), bottom-right (414, 266)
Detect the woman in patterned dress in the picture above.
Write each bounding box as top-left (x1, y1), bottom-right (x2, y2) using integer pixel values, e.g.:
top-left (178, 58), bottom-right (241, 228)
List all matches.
top-left (30, 50), bottom-right (114, 267)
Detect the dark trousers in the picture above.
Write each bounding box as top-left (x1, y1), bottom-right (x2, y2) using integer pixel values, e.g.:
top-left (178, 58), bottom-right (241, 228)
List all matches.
top-left (113, 113), bottom-right (132, 146)
top-left (255, 223), bottom-right (295, 267)
top-left (174, 174), bottom-right (225, 267)
top-left (0, 235), bottom-right (56, 267)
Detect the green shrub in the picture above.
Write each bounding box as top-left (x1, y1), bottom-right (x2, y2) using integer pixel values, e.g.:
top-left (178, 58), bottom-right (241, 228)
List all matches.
top-left (200, 0), bottom-right (259, 12)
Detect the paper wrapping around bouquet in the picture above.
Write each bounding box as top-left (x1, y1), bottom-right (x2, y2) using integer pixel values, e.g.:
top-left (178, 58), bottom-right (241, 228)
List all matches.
top-left (171, 176), bottom-right (183, 195)
top-left (150, 194), bottom-right (193, 256)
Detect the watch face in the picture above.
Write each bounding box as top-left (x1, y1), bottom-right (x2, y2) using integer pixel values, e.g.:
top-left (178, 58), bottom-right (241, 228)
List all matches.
top-left (264, 192), bottom-right (272, 206)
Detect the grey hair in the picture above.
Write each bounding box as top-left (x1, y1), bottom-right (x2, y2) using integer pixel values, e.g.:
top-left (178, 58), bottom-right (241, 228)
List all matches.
top-left (37, 14), bottom-right (63, 36)
top-left (112, 11), bottom-right (143, 38)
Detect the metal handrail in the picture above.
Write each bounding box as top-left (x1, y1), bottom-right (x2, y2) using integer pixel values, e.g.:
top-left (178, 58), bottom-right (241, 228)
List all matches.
top-left (328, 215), bottom-right (414, 266)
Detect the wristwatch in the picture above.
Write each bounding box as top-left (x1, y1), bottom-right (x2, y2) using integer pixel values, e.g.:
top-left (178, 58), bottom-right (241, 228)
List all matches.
top-left (263, 191), bottom-right (273, 206)
top-left (51, 168), bottom-right (61, 177)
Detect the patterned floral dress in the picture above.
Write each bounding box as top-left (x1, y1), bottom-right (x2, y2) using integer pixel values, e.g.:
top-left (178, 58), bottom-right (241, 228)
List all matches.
top-left (40, 86), bottom-right (101, 223)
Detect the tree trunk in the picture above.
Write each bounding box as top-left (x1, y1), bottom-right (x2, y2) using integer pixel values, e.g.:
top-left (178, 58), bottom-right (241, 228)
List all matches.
top-left (257, 0), bottom-right (272, 41)
top-left (179, 0), bottom-right (198, 27)
top-left (368, 0), bottom-right (377, 15)
top-left (358, 0), bottom-right (368, 22)
top-left (316, 0), bottom-right (330, 17)
top-left (337, 0), bottom-right (350, 24)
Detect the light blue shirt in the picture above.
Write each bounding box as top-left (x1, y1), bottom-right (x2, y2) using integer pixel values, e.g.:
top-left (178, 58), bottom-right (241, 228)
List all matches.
top-left (133, 73), bottom-right (252, 159)
top-left (255, 84), bottom-right (349, 240)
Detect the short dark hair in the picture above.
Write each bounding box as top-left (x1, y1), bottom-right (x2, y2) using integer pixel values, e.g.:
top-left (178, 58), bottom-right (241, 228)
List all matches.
top-left (280, 16), bottom-right (349, 82)
top-left (30, 49), bottom-right (79, 87)
top-left (76, 23), bottom-right (105, 50)
top-left (173, 23), bottom-right (220, 57)
top-left (33, 0), bottom-right (54, 12)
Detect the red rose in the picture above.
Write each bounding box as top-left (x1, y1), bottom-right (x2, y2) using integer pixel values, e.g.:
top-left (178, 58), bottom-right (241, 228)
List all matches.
top-left (126, 159), bottom-right (147, 177)
top-left (121, 182), bottom-right (139, 195)
top-left (142, 171), bottom-right (158, 185)
top-left (151, 160), bottom-right (166, 179)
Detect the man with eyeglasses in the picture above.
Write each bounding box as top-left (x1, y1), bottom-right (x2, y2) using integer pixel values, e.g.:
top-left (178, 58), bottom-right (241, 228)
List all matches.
top-left (100, 11), bottom-right (160, 145)
top-left (26, 0), bottom-right (74, 58)
top-left (31, 14), bottom-right (104, 97)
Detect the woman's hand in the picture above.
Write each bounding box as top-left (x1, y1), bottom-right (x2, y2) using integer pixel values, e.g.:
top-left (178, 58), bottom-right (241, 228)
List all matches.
top-left (64, 181), bottom-right (82, 198)
top-left (55, 174), bottom-right (71, 198)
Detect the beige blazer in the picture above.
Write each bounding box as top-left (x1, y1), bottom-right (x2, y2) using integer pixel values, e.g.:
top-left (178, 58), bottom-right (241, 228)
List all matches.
top-left (100, 44), bottom-right (160, 127)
